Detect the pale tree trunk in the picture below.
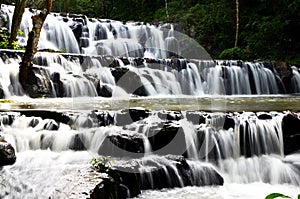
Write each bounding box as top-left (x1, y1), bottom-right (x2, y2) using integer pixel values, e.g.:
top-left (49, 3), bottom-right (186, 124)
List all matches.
top-left (234, 0), bottom-right (239, 47)
top-left (9, 0), bottom-right (28, 48)
top-left (19, 0), bottom-right (52, 88)
top-left (165, 0), bottom-right (169, 20)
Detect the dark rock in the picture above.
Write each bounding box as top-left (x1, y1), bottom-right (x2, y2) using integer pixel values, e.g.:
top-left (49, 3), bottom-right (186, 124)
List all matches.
top-left (115, 108), bottom-right (149, 126)
top-left (51, 72), bottom-right (64, 97)
top-left (44, 120), bottom-right (59, 130)
top-left (113, 155), bottom-right (223, 192)
top-left (28, 117), bottom-right (40, 128)
top-left (99, 131), bottom-right (145, 158)
top-left (23, 66), bottom-right (55, 98)
top-left (98, 84), bottom-right (113, 97)
top-left (111, 68), bottom-right (148, 96)
top-left (71, 23), bottom-right (83, 44)
top-left (274, 61), bottom-right (293, 93)
top-left (0, 141), bottom-right (16, 166)
top-left (90, 175), bottom-right (127, 199)
top-left (93, 110), bottom-right (114, 126)
top-left (69, 133), bottom-right (86, 151)
top-left (0, 86), bottom-right (4, 99)
top-left (147, 121), bottom-right (187, 156)
top-left (80, 37), bottom-right (90, 48)
top-left (0, 113), bottom-right (15, 126)
top-left (186, 111), bottom-right (206, 124)
top-left (19, 110), bottom-right (71, 125)
top-left (223, 114), bottom-right (235, 130)
top-left (282, 113), bottom-right (300, 154)
top-left (94, 24), bottom-right (108, 40)
top-left (157, 111), bottom-right (183, 121)
top-left (257, 113), bottom-right (273, 120)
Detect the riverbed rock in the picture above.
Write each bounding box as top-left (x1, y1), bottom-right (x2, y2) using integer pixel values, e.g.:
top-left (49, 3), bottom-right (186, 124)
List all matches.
top-left (24, 66), bottom-right (54, 98)
top-left (98, 131), bottom-right (145, 158)
top-left (115, 108), bottom-right (150, 126)
top-left (113, 155), bottom-right (224, 192)
top-left (98, 84), bottom-right (113, 97)
top-left (0, 141), bottom-right (16, 166)
top-left (111, 68), bottom-right (148, 96)
top-left (282, 112), bottom-right (300, 154)
top-left (147, 121), bottom-right (187, 156)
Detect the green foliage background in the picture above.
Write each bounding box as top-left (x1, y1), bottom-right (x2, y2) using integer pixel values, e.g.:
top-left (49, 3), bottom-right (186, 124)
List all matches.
top-left (3, 0), bottom-right (300, 63)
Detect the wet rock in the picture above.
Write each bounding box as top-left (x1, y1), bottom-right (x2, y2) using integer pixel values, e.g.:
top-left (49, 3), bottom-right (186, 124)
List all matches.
top-left (282, 113), bottom-right (300, 154)
top-left (28, 117), bottom-right (40, 128)
top-left (94, 24), bottom-right (108, 40)
top-left (223, 114), bottom-right (235, 130)
top-left (99, 131), bottom-right (145, 158)
top-left (90, 174), bottom-right (128, 199)
top-left (274, 61), bottom-right (293, 93)
top-left (44, 120), bottom-right (59, 130)
top-left (257, 113), bottom-right (273, 120)
top-left (0, 86), bottom-right (4, 99)
top-left (80, 37), bottom-right (90, 48)
top-left (111, 68), bottom-right (148, 96)
top-left (71, 23), bottom-right (83, 44)
top-left (24, 66), bottom-right (54, 98)
top-left (0, 141), bottom-right (16, 166)
top-left (113, 155), bottom-right (223, 192)
top-left (92, 110), bottom-right (114, 127)
top-left (158, 110), bottom-right (183, 121)
top-left (115, 108), bottom-right (149, 126)
top-left (51, 72), bottom-right (64, 97)
top-left (20, 110), bottom-right (71, 125)
top-left (69, 133), bottom-right (86, 151)
top-left (147, 121), bottom-right (186, 156)
top-left (186, 111), bottom-right (206, 124)
top-left (98, 84), bottom-right (113, 97)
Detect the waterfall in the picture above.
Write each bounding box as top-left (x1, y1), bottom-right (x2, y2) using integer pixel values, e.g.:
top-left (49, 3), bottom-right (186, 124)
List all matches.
top-left (0, 108), bottom-right (300, 198)
top-left (1, 51), bottom-right (299, 98)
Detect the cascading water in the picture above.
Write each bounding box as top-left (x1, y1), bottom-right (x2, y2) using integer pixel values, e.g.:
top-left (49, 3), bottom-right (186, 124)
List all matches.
top-left (1, 3), bottom-right (300, 199)
top-left (1, 51), bottom-right (300, 98)
top-left (1, 110), bottom-right (300, 198)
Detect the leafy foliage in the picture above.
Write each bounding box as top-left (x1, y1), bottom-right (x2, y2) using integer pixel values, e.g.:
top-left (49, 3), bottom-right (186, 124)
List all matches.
top-left (90, 156), bottom-right (114, 173)
top-left (0, 27), bottom-right (23, 50)
top-left (265, 193), bottom-right (300, 199)
top-left (219, 47), bottom-right (244, 60)
top-left (2, 0), bottom-right (300, 62)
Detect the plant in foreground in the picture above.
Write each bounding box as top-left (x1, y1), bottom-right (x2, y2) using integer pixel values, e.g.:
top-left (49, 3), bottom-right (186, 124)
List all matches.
top-left (265, 193), bottom-right (300, 199)
top-left (90, 156), bottom-right (114, 173)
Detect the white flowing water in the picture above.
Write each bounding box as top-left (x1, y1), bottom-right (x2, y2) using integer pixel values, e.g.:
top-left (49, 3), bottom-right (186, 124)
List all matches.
top-left (1, 111), bottom-right (300, 198)
top-left (1, 4), bottom-right (300, 199)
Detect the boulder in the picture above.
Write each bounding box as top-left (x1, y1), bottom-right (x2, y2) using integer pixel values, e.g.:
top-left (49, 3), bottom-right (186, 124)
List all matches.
top-left (0, 141), bottom-right (16, 166)
top-left (115, 108), bottom-right (149, 126)
top-left (113, 155), bottom-right (223, 192)
top-left (282, 113), bottom-right (300, 154)
top-left (51, 72), bottom-right (64, 97)
top-left (98, 131), bottom-right (145, 158)
top-left (111, 68), bottom-right (148, 96)
top-left (23, 66), bottom-right (55, 98)
top-left (97, 84), bottom-right (113, 97)
top-left (186, 111), bottom-right (206, 124)
top-left (147, 121), bottom-right (187, 156)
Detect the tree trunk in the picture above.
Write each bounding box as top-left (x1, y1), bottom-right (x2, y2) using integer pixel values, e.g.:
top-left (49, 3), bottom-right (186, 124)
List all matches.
top-left (19, 0), bottom-right (52, 89)
top-left (234, 0), bottom-right (239, 47)
top-left (165, 0), bottom-right (169, 20)
top-left (8, 0), bottom-right (28, 49)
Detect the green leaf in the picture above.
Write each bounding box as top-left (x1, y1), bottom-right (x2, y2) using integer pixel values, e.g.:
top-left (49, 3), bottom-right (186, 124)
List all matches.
top-left (265, 193), bottom-right (291, 199)
top-left (298, 194), bottom-right (300, 199)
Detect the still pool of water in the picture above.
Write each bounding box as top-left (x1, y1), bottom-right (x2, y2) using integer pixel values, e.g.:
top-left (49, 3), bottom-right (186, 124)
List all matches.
top-left (1, 95), bottom-right (300, 112)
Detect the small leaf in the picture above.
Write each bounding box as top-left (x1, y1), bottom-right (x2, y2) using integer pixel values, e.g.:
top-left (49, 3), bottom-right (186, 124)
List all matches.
top-left (265, 193), bottom-right (291, 199)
